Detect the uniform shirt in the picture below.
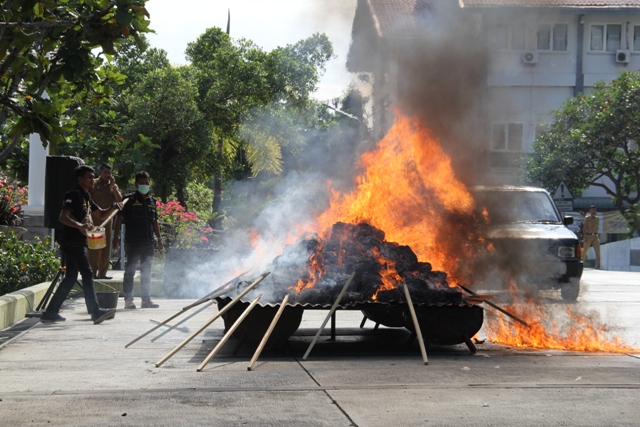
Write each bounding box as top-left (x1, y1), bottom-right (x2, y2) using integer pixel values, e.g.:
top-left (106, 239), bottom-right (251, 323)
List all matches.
top-left (118, 192), bottom-right (158, 244)
top-left (59, 186), bottom-right (100, 247)
top-left (583, 214), bottom-right (599, 235)
top-left (90, 178), bottom-right (120, 209)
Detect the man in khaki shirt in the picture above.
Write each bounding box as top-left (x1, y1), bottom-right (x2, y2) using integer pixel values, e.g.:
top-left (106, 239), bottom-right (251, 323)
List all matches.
top-left (88, 164), bottom-right (122, 279)
top-left (581, 205), bottom-right (601, 269)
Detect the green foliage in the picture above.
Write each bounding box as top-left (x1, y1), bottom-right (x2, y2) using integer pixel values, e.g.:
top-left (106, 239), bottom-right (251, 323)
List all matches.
top-left (0, 172), bottom-right (27, 226)
top-left (156, 200), bottom-right (218, 249)
top-left (527, 71), bottom-right (640, 227)
top-left (0, 0), bottom-right (153, 163)
top-left (0, 234), bottom-right (59, 295)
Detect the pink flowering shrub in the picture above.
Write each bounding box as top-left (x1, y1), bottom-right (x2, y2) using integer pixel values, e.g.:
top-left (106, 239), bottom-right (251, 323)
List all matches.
top-left (156, 201), bottom-right (217, 249)
top-left (0, 172), bottom-right (28, 226)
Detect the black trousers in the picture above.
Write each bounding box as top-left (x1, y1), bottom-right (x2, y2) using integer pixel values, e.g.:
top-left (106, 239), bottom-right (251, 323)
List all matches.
top-left (45, 245), bottom-right (100, 316)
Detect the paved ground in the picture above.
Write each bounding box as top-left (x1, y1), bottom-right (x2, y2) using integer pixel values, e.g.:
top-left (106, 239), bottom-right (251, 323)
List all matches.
top-left (1, 269), bottom-right (640, 426)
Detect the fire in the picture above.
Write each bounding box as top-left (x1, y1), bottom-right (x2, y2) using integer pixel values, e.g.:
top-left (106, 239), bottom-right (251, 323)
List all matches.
top-left (315, 110), bottom-right (479, 284)
top-left (292, 242), bottom-right (326, 293)
top-left (484, 294), bottom-right (638, 353)
top-left (371, 247), bottom-right (403, 301)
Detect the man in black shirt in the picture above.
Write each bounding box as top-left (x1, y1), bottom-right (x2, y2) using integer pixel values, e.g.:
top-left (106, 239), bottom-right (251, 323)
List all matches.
top-left (113, 171), bottom-right (164, 309)
top-left (42, 165), bottom-right (123, 324)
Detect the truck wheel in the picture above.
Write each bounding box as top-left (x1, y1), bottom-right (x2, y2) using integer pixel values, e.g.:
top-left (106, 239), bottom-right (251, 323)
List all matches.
top-left (560, 281), bottom-right (580, 302)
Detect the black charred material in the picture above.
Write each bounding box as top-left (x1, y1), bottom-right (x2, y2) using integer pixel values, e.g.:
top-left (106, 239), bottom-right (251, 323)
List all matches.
top-left (240, 222), bottom-right (465, 307)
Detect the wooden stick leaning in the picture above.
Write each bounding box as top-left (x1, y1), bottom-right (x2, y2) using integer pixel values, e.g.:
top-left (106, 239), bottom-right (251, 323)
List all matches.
top-left (197, 295), bottom-right (262, 372)
top-left (150, 301), bottom-right (215, 342)
top-left (458, 284), bottom-right (529, 327)
top-left (98, 198), bottom-right (129, 228)
top-left (150, 270), bottom-right (253, 342)
top-left (302, 272), bottom-right (356, 361)
top-left (150, 319), bottom-right (189, 333)
top-left (182, 269), bottom-right (254, 311)
top-left (403, 283), bottom-right (428, 365)
top-left (155, 272), bottom-right (270, 368)
top-left (247, 294), bottom-right (290, 371)
top-left (125, 271), bottom-right (250, 348)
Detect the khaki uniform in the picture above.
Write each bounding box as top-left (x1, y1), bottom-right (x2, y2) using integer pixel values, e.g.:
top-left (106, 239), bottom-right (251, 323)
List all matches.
top-left (581, 213), bottom-right (600, 268)
top-left (88, 178), bottom-right (120, 277)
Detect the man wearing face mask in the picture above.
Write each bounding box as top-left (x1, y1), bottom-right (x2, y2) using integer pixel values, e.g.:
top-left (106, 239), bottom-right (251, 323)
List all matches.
top-left (113, 171), bottom-right (163, 309)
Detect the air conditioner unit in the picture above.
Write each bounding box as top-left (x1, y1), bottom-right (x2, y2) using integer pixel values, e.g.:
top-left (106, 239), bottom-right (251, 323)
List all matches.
top-left (616, 50), bottom-right (630, 64)
top-left (522, 51), bottom-right (538, 64)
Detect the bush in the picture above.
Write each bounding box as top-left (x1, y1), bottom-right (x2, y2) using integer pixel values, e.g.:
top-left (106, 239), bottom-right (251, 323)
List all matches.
top-left (0, 171), bottom-right (27, 226)
top-left (0, 233), bottom-right (59, 295)
top-left (156, 200), bottom-right (219, 249)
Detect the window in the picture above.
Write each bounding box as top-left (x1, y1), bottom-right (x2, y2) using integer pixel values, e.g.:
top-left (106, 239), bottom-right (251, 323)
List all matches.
top-left (495, 24), bottom-right (526, 50)
top-left (492, 123), bottom-right (523, 151)
top-left (634, 26), bottom-right (640, 51)
top-left (607, 25), bottom-right (621, 51)
top-left (553, 24), bottom-right (568, 51)
top-left (491, 123), bottom-right (524, 168)
top-left (590, 24), bottom-right (622, 51)
top-left (537, 24), bottom-right (568, 51)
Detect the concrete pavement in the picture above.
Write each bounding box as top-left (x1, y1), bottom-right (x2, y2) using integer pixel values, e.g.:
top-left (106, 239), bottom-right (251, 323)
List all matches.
top-left (1, 270), bottom-right (640, 426)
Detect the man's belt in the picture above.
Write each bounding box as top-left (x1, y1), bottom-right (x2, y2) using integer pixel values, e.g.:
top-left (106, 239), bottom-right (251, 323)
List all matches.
top-left (585, 233), bottom-right (598, 235)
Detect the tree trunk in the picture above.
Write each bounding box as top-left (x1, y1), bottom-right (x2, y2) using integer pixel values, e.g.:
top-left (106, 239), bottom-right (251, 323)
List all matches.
top-left (212, 136), bottom-right (223, 229)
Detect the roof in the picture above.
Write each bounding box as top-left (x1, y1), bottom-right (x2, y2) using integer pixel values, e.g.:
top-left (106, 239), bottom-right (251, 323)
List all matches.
top-left (459, 0), bottom-right (640, 7)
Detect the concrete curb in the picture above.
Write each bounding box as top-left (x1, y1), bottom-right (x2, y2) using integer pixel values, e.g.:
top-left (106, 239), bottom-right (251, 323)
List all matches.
top-left (0, 277), bottom-right (166, 331)
top-left (0, 282), bottom-right (50, 330)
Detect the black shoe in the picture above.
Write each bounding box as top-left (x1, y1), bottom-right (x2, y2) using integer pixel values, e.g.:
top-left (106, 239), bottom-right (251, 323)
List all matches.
top-left (41, 313), bottom-right (66, 323)
top-left (92, 308), bottom-right (116, 324)
top-left (96, 275), bottom-right (113, 280)
top-left (141, 300), bottom-right (159, 309)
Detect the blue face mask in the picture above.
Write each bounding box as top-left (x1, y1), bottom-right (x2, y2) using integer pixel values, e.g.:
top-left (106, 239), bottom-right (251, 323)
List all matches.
top-left (137, 184), bottom-right (150, 195)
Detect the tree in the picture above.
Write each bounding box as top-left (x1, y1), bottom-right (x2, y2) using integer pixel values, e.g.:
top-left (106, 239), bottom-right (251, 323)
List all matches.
top-left (185, 28), bottom-right (333, 223)
top-left (527, 71), bottom-right (640, 230)
top-left (0, 0), bottom-right (152, 163)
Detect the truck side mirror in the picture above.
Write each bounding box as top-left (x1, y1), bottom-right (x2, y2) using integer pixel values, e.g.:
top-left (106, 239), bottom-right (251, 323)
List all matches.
top-left (563, 216), bottom-right (574, 226)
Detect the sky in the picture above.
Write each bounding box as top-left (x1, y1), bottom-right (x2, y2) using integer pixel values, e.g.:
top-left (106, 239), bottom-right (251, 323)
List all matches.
top-left (145, 0), bottom-right (358, 101)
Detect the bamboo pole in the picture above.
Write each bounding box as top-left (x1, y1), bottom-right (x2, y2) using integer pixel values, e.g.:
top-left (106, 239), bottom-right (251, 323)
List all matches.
top-left (458, 284), bottom-right (529, 327)
top-left (247, 294), bottom-right (290, 371)
top-left (125, 271), bottom-right (250, 348)
top-left (182, 269), bottom-right (253, 311)
top-left (150, 301), bottom-right (215, 342)
top-left (302, 272), bottom-right (355, 360)
top-left (97, 198), bottom-right (129, 228)
top-left (403, 284), bottom-right (428, 365)
top-left (150, 319), bottom-right (189, 333)
top-left (197, 295), bottom-right (261, 372)
top-left (155, 272), bottom-right (269, 368)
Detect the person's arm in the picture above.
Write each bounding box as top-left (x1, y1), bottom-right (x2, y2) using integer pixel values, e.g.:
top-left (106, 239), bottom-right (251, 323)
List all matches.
top-left (111, 180), bottom-right (122, 203)
top-left (91, 198), bottom-right (124, 221)
top-left (59, 208), bottom-right (92, 232)
top-left (153, 220), bottom-right (164, 251)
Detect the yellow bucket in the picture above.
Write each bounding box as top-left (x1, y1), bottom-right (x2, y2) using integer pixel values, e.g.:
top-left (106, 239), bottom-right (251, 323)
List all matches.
top-left (87, 226), bottom-right (106, 250)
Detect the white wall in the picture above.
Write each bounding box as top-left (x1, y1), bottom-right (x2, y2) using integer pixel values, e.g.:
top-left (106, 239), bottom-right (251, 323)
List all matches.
top-left (599, 237), bottom-right (640, 272)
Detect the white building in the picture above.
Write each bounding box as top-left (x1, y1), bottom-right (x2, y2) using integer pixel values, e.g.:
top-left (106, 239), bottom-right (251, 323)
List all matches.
top-left (347, 0), bottom-right (640, 209)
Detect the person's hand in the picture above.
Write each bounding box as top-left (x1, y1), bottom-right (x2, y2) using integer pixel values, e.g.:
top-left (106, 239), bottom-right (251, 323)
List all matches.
top-left (157, 239), bottom-right (164, 252)
top-left (112, 237), bottom-right (120, 250)
top-left (80, 223), bottom-right (93, 232)
top-left (113, 201), bottom-right (124, 210)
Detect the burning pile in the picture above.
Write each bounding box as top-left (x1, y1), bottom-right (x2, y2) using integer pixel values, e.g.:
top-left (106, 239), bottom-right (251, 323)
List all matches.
top-left (246, 221), bottom-right (465, 307)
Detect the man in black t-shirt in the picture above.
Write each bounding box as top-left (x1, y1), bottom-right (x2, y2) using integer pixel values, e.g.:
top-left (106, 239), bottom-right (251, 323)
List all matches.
top-left (113, 171), bottom-right (164, 309)
top-left (42, 165), bottom-right (123, 325)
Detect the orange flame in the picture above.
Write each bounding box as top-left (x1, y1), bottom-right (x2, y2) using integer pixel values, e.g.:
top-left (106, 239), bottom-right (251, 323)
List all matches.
top-left (314, 111), bottom-right (479, 284)
top-left (292, 243), bottom-right (325, 293)
top-left (484, 295), bottom-right (639, 353)
top-left (371, 247), bottom-right (403, 301)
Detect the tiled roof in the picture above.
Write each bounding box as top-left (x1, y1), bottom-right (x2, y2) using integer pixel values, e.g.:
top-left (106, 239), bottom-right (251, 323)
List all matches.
top-left (459, 0), bottom-right (640, 7)
top-left (367, 0), bottom-right (436, 36)
top-left (364, 0), bottom-right (640, 36)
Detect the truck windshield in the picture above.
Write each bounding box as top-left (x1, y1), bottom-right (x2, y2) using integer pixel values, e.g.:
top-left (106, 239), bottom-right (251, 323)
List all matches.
top-left (475, 191), bottom-right (561, 224)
